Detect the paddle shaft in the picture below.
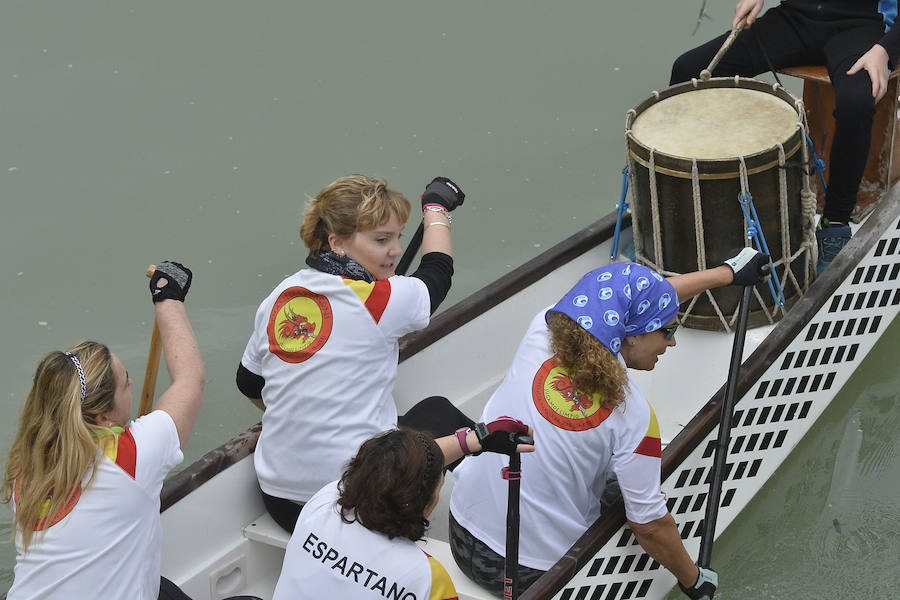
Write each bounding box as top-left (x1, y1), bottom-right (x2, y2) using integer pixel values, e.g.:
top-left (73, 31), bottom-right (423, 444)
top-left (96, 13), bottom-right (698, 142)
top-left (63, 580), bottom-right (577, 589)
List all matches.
top-left (700, 17), bottom-right (746, 81)
top-left (698, 285), bottom-right (753, 567)
top-left (504, 452), bottom-right (522, 600)
top-left (395, 220), bottom-right (424, 276)
top-left (139, 265), bottom-right (162, 417)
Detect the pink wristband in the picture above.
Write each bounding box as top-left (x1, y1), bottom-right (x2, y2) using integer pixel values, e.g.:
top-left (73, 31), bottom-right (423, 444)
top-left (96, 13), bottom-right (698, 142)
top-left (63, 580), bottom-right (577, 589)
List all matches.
top-left (455, 427), bottom-right (472, 456)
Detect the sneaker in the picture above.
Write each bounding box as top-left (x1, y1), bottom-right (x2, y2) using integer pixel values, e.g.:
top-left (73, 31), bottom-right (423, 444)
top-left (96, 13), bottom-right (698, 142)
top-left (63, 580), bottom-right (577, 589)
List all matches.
top-left (816, 218), bottom-right (852, 275)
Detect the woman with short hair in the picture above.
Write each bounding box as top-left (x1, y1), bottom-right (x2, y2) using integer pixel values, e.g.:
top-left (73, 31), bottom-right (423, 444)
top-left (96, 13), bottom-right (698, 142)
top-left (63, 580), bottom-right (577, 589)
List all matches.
top-left (237, 174), bottom-right (483, 533)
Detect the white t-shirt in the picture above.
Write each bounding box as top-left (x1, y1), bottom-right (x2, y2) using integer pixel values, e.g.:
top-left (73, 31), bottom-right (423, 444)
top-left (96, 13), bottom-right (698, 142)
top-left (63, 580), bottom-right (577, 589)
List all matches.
top-left (274, 481), bottom-right (458, 600)
top-left (8, 410), bottom-right (183, 600)
top-left (242, 268), bottom-right (430, 502)
top-left (450, 309), bottom-right (668, 570)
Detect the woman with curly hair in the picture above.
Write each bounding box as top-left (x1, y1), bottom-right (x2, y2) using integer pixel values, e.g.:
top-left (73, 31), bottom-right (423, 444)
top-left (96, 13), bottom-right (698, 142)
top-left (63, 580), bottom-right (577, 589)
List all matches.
top-left (449, 250), bottom-right (770, 598)
top-left (273, 426), bottom-right (532, 599)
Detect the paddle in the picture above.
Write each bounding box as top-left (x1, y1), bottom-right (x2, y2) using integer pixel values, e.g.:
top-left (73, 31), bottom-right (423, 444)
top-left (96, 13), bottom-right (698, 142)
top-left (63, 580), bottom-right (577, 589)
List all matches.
top-left (698, 284), bottom-right (752, 568)
top-left (139, 264), bottom-right (162, 417)
top-left (699, 17), bottom-right (747, 81)
top-left (395, 221), bottom-right (424, 276)
top-left (504, 433), bottom-right (534, 600)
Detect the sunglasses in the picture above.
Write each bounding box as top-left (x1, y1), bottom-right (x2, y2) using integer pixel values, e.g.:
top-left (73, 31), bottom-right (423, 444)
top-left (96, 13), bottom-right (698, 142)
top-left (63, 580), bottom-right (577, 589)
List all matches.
top-left (659, 323), bottom-right (679, 340)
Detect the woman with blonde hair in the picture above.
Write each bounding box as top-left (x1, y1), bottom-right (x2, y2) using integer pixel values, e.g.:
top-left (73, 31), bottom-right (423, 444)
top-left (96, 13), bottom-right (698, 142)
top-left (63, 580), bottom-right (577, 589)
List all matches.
top-left (238, 174), bottom-right (500, 533)
top-left (449, 250), bottom-right (771, 598)
top-left (2, 261), bottom-right (204, 599)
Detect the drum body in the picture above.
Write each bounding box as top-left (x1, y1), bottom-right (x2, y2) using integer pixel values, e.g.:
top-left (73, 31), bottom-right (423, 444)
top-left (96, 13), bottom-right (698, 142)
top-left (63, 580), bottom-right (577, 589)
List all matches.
top-left (625, 77), bottom-right (815, 330)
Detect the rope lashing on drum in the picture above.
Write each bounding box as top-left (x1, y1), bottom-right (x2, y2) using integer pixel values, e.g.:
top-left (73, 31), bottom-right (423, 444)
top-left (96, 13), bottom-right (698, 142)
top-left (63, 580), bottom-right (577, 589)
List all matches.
top-left (737, 190), bottom-right (786, 306)
top-left (609, 166), bottom-right (630, 261)
top-left (798, 106), bottom-right (819, 286)
top-left (648, 148), bottom-right (666, 269)
top-left (805, 133), bottom-right (828, 192)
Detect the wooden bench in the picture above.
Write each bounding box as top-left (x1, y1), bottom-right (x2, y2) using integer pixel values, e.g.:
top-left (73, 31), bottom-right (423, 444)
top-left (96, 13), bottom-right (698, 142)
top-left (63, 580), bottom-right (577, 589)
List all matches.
top-left (778, 65), bottom-right (900, 221)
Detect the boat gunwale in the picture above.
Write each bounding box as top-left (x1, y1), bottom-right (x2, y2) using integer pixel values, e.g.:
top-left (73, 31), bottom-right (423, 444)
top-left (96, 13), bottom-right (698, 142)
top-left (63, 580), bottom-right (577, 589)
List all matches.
top-left (521, 188), bottom-right (900, 600)
top-left (160, 211), bottom-right (624, 511)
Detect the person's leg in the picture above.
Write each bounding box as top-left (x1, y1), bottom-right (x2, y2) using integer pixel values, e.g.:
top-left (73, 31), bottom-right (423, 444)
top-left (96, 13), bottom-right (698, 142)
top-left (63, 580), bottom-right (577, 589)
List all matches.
top-left (670, 7), bottom-right (817, 84)
top-left (398, 396), bottom-right (476, 437)
top-left (822, 24), bottom-right (885, 224)
top-left (159, 577), bottom-right (193, 600)
top-left (399, 396), bottom-right (476, 469)
top-left (814, 23), bottom-right (884, 272)
top-left (448, 511), bottom-right (546, 596)
top-left (260, 489), bottom-right (304, 534)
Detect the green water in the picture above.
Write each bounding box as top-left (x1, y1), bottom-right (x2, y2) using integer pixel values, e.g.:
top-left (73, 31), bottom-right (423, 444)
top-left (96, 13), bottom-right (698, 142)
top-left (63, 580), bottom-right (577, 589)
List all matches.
top-left (3, 0), bottom-right (896, 596)
top-left (664, 316), bottom-right (900, 599)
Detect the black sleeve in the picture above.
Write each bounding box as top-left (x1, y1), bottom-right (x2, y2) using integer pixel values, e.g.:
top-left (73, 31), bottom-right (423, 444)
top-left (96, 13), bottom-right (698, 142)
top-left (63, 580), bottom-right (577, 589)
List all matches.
top-left (410, 251), bottom-right (454, 314)
top-left (236, 362), bottom-right (265, 399)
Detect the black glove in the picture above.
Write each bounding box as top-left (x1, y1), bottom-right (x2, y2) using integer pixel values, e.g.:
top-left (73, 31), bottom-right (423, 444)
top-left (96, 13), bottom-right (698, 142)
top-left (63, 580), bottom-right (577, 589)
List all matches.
top-left (421, 177), bottom-right (465, 211)
top-left (678, 566), bottom-right (718, 600)
top-left (474, 416), bottom-right (532, 456)
top-left (150, 261), bottom-right (193, 303)
top-left (723, 248), bottom-right (770, 287)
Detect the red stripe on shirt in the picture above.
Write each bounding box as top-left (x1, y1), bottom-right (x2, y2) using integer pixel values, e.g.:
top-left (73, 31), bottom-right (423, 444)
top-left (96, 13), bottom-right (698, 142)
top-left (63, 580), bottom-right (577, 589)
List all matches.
top-left (115, 428), bottom-right (137, 479)
top-left (364, 279), bottom-right (391, 323)
top-left (633, 435), bottom-right (662, 458)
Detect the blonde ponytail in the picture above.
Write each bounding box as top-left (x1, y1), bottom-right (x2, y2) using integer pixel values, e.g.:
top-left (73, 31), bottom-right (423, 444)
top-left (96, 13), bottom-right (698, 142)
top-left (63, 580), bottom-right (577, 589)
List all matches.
top-left (2, 341), bottom-right (117, 551)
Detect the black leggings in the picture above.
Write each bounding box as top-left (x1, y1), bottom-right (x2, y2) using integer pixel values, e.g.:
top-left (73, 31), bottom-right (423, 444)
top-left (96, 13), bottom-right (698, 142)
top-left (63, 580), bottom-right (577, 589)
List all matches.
top-left (263, 396), bottom-right (476, 534)
top-left (158, 576), bottom-right (261, 600)
top-left (670, 4), bottom-right (884, 223)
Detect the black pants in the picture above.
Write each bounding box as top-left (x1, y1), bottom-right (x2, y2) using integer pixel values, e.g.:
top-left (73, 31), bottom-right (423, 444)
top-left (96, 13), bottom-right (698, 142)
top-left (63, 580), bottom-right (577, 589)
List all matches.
top-left (158, 576), bottom-right (261, 600)
top-left (670, 5), bottom-right (884, 223)
top-left (263, 396), bottom-right (475, 534)
top-left (448, 512), bottom-right (545, 597)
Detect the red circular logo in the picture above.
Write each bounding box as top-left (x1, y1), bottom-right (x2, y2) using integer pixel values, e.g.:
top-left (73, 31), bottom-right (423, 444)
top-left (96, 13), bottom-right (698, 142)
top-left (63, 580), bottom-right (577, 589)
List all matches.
top-left (532, 356), bottom-right (612, 431)
top-left (266, 287), bottom-right (333, 363)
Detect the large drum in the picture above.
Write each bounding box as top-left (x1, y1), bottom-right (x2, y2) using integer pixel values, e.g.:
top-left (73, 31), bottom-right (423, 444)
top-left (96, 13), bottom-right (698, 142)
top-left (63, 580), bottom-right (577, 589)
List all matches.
top-left (625, 77), bottom-right (817, 331)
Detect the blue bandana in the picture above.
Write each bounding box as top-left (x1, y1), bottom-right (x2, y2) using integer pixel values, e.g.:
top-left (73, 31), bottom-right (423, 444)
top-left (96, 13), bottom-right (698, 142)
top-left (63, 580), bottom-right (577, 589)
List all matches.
top-left (547, 263), bottom-right (679, 354)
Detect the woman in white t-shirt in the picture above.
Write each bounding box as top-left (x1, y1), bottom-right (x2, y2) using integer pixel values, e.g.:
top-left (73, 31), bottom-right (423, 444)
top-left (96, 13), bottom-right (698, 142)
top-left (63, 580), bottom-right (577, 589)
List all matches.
top-left (2, 261), bottom-right (205, 600)
top-left (450, 251), bottom-right (771, 599)
top-left (238, 174), bottom-right (487, 533)
top-left (275, 425), bottom-right (532, 600)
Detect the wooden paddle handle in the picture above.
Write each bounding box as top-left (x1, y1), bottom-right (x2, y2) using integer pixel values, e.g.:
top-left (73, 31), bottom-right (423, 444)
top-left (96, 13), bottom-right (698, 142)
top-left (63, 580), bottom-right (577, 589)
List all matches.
top-left (700, 17), bottom-right (747, 81)
top-left (139, 265), bottom-right (162, 416)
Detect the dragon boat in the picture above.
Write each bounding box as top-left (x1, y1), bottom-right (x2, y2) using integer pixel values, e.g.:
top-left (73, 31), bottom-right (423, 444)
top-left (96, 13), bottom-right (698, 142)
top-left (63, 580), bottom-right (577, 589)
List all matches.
top-left (149, 171), bottom-right (900, 599)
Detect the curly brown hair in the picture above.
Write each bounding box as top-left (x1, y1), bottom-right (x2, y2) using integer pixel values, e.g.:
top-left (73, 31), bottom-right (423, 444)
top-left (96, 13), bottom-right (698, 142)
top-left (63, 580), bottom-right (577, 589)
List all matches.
top-left (299, 174), bottom-right (412, 256)
top-left (547, 312), bottom-right (629, 410)
top-left (337, 428), bottom-right (443, 541)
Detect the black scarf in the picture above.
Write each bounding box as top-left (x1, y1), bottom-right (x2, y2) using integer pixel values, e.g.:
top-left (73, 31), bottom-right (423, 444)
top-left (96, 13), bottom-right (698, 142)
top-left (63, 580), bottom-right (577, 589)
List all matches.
top-left (306, 251), bottom-right (375, 283)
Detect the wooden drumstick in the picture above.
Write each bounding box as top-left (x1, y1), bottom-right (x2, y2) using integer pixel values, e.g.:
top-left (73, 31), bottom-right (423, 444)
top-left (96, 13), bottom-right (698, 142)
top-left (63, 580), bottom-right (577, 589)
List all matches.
top-left (139, 265), bottom-right (162, 417)
top-left (700, 17), bottom-right (747, 81)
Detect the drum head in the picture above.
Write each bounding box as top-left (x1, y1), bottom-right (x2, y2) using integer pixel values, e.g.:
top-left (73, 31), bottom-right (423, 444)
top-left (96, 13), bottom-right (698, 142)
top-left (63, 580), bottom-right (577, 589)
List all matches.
top-left (631, 87), bottom-right (799, 159)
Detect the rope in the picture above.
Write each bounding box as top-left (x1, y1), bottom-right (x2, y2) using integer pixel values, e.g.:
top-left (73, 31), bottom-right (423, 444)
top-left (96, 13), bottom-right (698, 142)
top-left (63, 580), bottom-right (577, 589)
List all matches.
top-left (648, 148), bottom-right (665, 270)
top-left (691, 159), bottom-right (707, 270)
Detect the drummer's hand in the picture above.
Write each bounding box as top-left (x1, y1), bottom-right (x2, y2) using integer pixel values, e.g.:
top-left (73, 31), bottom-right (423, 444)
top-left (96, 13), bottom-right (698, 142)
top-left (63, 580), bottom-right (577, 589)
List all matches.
top-left (847, 44), bottom-right (890, 102)
top-left (472, 416), bottom-right (535, 456)
top-left (723, 248), bottom-right (770, 286)
top-left (733, 0), bottom-right (764, 29)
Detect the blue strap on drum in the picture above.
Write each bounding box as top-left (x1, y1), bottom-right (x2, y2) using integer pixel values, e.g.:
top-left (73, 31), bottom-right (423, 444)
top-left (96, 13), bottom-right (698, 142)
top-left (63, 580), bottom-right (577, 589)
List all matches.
top-left (738, 191), bottom-right (786, 306)
top-left (610, 165), bottom-right (630, 261)
top-left (805, 133), bottom-right (828, 193)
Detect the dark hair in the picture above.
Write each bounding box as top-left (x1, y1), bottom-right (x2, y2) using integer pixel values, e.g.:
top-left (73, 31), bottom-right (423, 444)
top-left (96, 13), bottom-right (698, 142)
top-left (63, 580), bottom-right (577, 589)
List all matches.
top-left (337, 428), bottom-right (444, 541)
